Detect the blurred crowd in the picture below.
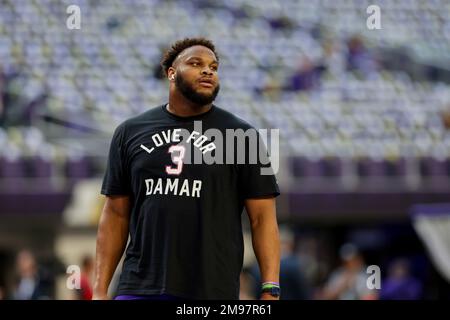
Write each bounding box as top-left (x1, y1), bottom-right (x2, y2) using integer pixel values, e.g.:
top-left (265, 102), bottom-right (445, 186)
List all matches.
top-left (0, 249), bottom-right (93, 300)
top-left (239, 226), bottom-right (439, 300)
top-left (1, 225), bottom-right (441, 300)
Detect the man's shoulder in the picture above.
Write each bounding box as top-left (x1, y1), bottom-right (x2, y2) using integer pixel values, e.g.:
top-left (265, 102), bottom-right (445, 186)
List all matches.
top-left (124, 105), bottom-right (164, 125)
top-left (213, 105), bottom-right (255, 130)
top-left (115, 105), bottom-right (164, 132)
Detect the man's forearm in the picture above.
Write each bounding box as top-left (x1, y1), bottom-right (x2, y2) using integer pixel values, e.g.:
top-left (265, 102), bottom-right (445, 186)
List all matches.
top-left (93, 209), bottom-right (129, 298)
top-left (250, 215), bottom-right (280, 284)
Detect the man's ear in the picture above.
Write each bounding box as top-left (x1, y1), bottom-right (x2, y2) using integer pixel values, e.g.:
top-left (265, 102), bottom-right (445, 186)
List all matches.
top-left (168, 67), bottom-right (176, 81)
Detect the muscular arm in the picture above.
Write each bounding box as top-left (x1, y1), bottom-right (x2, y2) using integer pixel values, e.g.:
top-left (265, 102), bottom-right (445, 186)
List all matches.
top-left (245, 196), bottom-right (280, 300)
top-left (92, 195), bottom-right (130, 299)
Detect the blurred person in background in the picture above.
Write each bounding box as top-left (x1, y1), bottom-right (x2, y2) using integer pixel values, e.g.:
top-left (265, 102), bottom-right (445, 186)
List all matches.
top-left (0, 67), bottom-right (24, 127)
top-left (380, 258), bottom-right (422, 300)
top-left (346, 35), bottom-right (378, 77)
top-left (277, 226), bottom-right (311, 299)
top-left (251, 226), bottom-right (311, 299)
top-left (296, 235), bottom-right (328, 296)
top-left (320, 243), bottom-right (377, 300)
top-left (13, 249), bottom-right (51, 300)
top-left (74, 255), bottom-right (94, 300)
top-left (286, 56), bottom-right (322, 92)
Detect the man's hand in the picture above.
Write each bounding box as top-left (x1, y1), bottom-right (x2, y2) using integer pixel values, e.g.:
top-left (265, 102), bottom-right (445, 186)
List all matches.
top-left (92, 293), bottom-right (110, 300)
top-left (260, 293), bottom-right (279, 300)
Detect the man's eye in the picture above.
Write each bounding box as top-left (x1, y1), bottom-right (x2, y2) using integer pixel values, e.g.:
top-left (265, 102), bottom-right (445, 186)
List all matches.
top-left (191, 62), bottom-right (199, 66)
top-left (211, 66), bottom-right (218, 71)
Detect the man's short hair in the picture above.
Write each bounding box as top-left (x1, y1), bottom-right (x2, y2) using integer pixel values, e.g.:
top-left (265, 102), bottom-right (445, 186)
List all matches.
top-left (160, 37), bottom-right (219, 76)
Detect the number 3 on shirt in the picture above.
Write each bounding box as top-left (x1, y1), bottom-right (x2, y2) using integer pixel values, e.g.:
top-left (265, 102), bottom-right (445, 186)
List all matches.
top-left (166, 145), bottom-right (186, 175)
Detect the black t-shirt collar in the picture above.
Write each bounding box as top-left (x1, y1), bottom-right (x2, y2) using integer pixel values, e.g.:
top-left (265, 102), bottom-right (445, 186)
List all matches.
top-left (161, 103), bottom-right (215, 122)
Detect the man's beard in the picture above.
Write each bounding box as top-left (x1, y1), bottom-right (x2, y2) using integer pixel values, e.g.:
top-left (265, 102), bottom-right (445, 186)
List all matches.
top-left (175, 73), bottom-right (220, 106)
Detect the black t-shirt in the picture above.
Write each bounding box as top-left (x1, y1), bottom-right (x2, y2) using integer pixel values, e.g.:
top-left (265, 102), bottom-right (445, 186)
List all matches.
top-left (101, 104), bottom-right (280, 299)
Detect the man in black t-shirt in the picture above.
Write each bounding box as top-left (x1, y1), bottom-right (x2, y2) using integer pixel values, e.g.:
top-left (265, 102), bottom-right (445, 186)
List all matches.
top-left (93, 38), bottom-right (281, 300)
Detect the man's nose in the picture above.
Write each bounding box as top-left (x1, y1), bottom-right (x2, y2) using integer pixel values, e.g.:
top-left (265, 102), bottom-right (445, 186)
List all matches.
top-left (201, 67), bottom-right (213, 76)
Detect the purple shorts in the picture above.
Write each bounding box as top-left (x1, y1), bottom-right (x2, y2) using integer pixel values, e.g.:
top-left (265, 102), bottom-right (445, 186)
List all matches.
top-left (115, 294), bottom-right (182, 301)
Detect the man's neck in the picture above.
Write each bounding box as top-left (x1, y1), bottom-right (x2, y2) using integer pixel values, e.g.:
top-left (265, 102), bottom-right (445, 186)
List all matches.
top-left (167, 92), bottom-right (212, 117)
